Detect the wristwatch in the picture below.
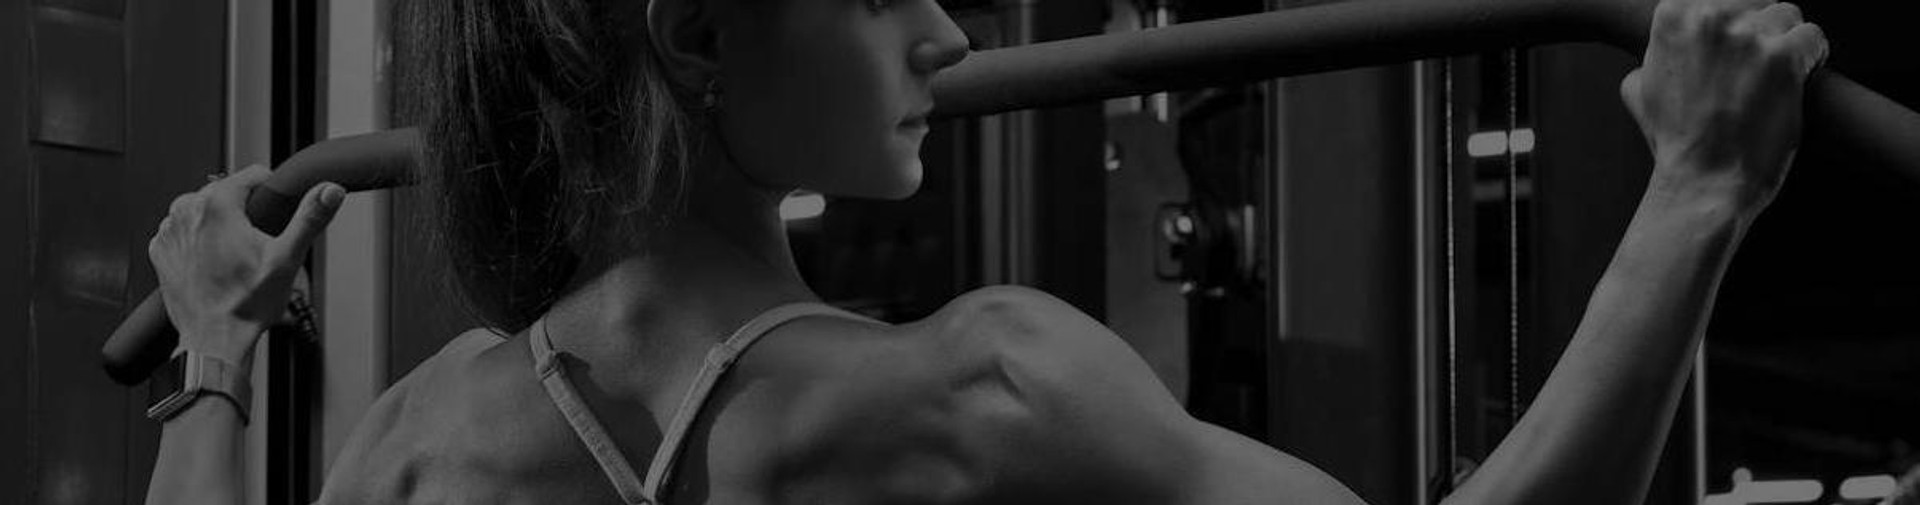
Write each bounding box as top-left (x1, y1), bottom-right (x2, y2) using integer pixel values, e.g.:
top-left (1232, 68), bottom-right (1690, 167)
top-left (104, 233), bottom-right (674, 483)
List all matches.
top-left (146, 349), bottom-right (251, 424)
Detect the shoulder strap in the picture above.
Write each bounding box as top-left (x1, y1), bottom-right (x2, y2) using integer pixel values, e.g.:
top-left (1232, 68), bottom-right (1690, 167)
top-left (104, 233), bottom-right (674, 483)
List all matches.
top-left (530, 318), bottom-right (654, 505)
top-left (639, 302), bottom-right (876, 499)
top-left (529, 302), bottom-right (877, 505)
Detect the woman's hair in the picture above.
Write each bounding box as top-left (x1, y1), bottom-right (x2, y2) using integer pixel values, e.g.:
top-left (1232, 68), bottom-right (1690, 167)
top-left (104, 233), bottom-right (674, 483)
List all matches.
top-left (407, 0), bottom-right (697, 332)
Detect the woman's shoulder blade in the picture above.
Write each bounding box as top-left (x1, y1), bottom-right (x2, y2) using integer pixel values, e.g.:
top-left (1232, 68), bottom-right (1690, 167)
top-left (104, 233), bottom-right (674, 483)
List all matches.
top-left (317, 328), bottom-right (614, 505)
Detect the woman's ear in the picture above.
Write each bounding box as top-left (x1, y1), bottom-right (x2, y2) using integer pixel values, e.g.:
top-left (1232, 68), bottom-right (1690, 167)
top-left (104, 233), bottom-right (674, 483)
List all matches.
top-left (647, 0), bottom-right (722, 92)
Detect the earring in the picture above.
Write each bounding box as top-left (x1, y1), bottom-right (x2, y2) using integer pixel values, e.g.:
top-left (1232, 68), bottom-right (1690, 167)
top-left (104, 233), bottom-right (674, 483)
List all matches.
top-left (701, 78), bottom-right (721, 111)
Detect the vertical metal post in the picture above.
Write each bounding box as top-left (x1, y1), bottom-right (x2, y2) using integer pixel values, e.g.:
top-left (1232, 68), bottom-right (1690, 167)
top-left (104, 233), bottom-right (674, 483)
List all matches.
top-left (1439, 55), bottom-right (1461, 500)
top-left (1259, 0), bottom-right (1289, 363)
top-left (1693, 348), bottom-right (1708, 501)
top-left (1258, 0), bottom-right (1291, 457)
top-left (269, 0), bottom-right (319, 501)
top-left (1001, 0), bottom-right (1037, 286)
top-left (319, 0), bottom-right (391, 488)
top-left (1143, 0), bottom-right (1175, 123)
top-left (1410, 58), bottom-right (1442, 504)
top-left (228, 0), bottom-right (275, 503)
top-left (978, 0), bottom-right (1038, 286)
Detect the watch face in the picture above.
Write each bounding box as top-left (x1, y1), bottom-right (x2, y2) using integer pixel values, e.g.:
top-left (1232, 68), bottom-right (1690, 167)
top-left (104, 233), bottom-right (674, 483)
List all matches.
top-left (147, 351), bottom-right (188, 405)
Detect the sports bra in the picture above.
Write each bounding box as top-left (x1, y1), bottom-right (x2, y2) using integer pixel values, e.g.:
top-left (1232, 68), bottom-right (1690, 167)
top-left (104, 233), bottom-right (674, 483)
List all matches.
top-left (528, 302), bottom-right (880, 505)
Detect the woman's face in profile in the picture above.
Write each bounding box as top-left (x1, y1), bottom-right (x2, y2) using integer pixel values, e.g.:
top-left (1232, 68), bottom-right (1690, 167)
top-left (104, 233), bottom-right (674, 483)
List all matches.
top-left (714, 0), bottom-right (969, 200)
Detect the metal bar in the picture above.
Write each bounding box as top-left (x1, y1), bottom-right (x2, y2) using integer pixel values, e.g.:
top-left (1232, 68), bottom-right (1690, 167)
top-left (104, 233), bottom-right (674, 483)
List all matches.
top-left (268, 0), bottom-right (319, 500)
top-left (933, 0), bottom-right (1621, 118)
top-left (1409, 58), bottom-right (1439, 504)
top-left (928, 0), bottom-right (1920, 183)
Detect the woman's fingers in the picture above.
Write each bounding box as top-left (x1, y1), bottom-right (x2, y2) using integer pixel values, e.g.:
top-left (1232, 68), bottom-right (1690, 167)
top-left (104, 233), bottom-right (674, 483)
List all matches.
top-left (1776, 22), bottom-right (1829, 76)
top-left (167, 191), bottom-right (203, 220)
top-left (206, 163), bottom-right (271, 207)
top-left (1732, 2), bottom-right (1801, 37)
top-left (146, 215), bottom-right (174, 262)
top-left (264, 182), bottom-right (345, 271)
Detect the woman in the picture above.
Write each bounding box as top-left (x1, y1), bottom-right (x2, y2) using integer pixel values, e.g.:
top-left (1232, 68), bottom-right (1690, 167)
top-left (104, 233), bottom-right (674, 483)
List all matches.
top-left (145, 0), bottom-right (1828, 503)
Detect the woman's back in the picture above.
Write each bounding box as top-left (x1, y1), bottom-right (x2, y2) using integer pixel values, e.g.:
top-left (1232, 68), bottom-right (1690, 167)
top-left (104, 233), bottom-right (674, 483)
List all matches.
top-left (313, 327), bottom-right (620, 504)
top-left (311, 287), bottom-right (1227, 505)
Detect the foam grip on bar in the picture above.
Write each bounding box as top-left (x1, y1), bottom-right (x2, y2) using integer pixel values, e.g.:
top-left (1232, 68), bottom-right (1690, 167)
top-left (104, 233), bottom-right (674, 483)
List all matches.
top-left (1806, 72), bottom-right (1920, 180)
top-left (101, 291), bottom-right (178, 385)
top-left (100, 128), bottom-right (422, 385)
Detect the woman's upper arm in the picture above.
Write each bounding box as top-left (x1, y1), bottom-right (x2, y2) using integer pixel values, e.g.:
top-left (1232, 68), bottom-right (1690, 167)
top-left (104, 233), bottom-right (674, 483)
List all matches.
top-left (955, 286), bottom-right (1366, 505)
top-left (1176, 421), bottom-right (1370, 505)
top-left (312, 329), bottom-right (509, 504)
top-left (311, 367), bottom-right (414, 505)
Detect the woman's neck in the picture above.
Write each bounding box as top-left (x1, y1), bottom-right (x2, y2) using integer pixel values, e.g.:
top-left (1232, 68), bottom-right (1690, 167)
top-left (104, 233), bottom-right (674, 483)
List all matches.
top-left (541, 146), bottom-right (819, 379)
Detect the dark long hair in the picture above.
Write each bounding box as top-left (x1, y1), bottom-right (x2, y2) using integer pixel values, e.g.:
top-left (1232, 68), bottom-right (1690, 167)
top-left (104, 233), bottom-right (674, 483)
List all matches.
top-left (406, 0), bottom-right (697, 332)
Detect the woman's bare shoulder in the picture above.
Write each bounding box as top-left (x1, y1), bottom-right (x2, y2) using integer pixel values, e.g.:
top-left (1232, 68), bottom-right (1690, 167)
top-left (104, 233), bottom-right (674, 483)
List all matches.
top-left (315, 329), bottom-right (613, 504)
top-left (365, 329), bottom-right (536, 437)
top-left (731, 286), bottom-right (1120, 388)
top-left (716, 286), bottom-right (1200, 504)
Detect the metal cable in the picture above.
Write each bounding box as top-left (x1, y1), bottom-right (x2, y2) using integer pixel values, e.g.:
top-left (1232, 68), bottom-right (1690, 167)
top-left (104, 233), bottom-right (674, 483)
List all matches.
top-left (1441, 57), bottom-right (1460, 490)
top-left (1504, 48), bottom-right (1522, 426)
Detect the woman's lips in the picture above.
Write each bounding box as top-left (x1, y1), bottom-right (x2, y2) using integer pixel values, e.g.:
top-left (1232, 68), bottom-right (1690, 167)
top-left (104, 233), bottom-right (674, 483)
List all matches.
top-left (900, 104), bottom-right (932, 130)
top-left (899, 115), bottom-right (929, 132)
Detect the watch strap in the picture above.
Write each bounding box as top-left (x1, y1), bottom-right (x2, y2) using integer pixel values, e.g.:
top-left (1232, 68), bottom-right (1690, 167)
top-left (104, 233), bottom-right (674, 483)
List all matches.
top-left (191, 352), bottom-right (251, 421)
top-left (146, 351), bottom-right (251, 424)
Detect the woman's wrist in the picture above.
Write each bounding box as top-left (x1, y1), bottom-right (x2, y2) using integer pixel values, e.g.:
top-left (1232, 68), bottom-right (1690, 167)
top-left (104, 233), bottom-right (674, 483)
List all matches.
top-left (178, 321), bottom-right (266, 371)
top-left (162, 391), bottom-right (248, 430)
top-left (1644, 158), bottom-right (1775, 224)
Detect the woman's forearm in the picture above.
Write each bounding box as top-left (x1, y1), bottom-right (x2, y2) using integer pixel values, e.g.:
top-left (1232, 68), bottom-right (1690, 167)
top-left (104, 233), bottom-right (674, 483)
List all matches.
top-left (144, 396), bottom-right (247, 505)
top-left (1442, 175), bottom-right (1753, 505)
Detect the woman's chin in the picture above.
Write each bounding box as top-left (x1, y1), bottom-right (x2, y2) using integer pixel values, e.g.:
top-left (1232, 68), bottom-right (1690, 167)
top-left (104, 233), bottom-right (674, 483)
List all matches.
top-left (751, 153), bottom-right (923, 201)
top-left (882, 160), bottom-right (923, 200)
top-left (852, 162), bottom-right (922, 200)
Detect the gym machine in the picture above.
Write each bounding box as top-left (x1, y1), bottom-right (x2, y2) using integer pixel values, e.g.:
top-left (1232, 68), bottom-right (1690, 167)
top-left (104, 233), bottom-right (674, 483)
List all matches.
top-left (103, 0), bottom-right (1920, 477)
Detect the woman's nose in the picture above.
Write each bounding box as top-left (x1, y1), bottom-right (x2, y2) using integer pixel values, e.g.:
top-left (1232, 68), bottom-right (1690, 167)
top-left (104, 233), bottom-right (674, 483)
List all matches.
top-left (910, 8), bottom-right (970, 74)
top-left (912, 39), bottom-right (969, 74)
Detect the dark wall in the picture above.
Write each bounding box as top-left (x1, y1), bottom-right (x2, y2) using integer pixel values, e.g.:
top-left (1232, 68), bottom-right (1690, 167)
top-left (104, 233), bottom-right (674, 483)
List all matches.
top-left (1268, 64), bottom-right (1421, 505)
top-left (2, 0), bottom-right (227, 502)
top-left (1, 0), bottom-right (32, 499)
top-left (1529, 21), bottom-right (1920, 494)
top-left (1028, 0), bottom-right (1109, 317)
top-left (1698, 0), bottom-right (1920, 484)
top-left (1528, 45), bottom-right (1648, 409)
top-left (1530, 43), bottom-right (1705, 503)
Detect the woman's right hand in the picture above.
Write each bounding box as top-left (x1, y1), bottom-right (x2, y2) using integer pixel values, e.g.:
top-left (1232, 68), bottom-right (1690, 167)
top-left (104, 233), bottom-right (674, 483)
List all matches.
top-left (148, 165), bottom-right (344, 370)
top-left (1621, 0), bottom-right (1828, 211)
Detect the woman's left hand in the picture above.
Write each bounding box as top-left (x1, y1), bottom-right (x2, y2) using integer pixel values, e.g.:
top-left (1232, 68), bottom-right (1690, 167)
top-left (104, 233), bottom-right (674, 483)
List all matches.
top-left (147, 164), bottom-right (344, 369)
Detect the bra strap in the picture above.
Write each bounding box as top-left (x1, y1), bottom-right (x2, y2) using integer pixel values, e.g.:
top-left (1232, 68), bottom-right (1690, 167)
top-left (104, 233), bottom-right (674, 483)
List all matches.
top-left (531, 319), bottom-right (654, 504)
top-left (638, 302), bottom-right (877, 499)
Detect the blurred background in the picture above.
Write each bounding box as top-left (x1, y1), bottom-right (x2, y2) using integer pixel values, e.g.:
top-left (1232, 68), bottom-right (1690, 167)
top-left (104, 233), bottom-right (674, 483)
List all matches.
top-left (1, 0), bottom-right (1915, 504)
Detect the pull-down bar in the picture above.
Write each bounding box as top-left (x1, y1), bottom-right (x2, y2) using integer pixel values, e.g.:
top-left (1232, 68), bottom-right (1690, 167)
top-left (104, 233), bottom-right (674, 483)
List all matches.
top-left (103, 0), bottom-right (1920, 384)
top-left (930, 0), bottom-right (1920, 175)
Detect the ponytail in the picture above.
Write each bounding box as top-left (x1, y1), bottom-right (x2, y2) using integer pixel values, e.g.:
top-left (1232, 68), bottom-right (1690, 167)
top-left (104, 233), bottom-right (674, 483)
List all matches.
top-left (407, 0), bottom-right (696, 332)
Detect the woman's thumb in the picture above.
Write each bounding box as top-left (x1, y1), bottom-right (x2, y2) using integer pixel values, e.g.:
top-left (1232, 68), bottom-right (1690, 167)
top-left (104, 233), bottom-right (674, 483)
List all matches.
top-left (267, 183), bottom-right (346, 268)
